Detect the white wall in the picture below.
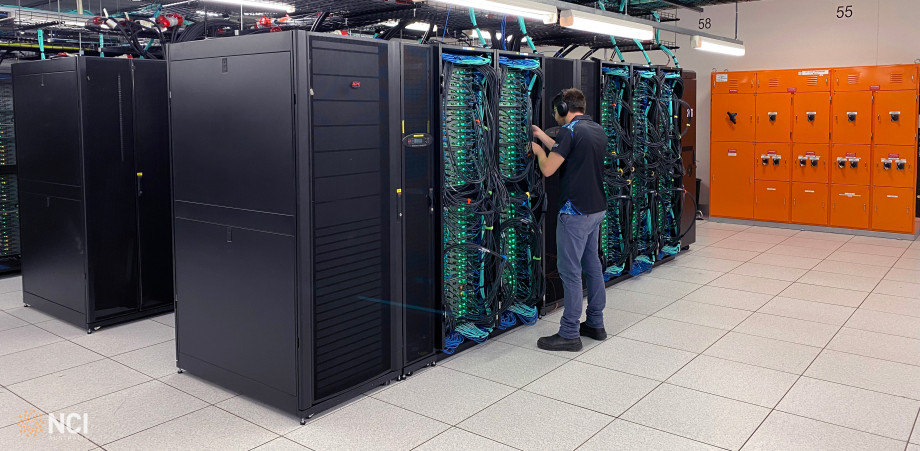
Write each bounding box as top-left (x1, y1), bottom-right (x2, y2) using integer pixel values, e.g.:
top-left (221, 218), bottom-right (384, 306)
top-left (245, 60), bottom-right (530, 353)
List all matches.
top-left (565, 0), bottom-right (920, 205)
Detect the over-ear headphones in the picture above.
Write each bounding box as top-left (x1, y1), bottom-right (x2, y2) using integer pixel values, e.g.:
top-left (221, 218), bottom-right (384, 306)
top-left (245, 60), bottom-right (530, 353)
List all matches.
top-left (553, 91), bottom-right (568, 117)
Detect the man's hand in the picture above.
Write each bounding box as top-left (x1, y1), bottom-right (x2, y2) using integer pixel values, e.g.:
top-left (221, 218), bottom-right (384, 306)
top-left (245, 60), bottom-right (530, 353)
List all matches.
top-left (530, 141), bottom-right (545, 157)
top-left (531, 125), bottom-right (555, 149)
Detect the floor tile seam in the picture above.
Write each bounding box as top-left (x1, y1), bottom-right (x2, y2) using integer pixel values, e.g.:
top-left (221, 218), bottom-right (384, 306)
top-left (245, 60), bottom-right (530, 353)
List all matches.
top-left (39, 376), bottom-right (156, 415)
top-left (570, 416), bottom-right (619, 451)
top-left (408, 427), bottom-right (525, 451)
top-left (904, 408), bottom-right (920, 451)
top-left (247, 437), bottom-right (317, 451)
top-left (3, 353), bottom-right (153, 399)
top-left (153, 371), bottom-right (238, 406)
top-left (793, 375), bottom-right (920, 403)
top-left (213, 400), bottom-right (338, 437)
top-left (663, 297), bottom-right (764, 315)
top-left (0, 353), bottom-right (109, 387)
top-left (577, 416), bottom-right (736, 451)
top-left (439, 352), bottom-right (570, 391)
top-left (747, 309), bottom-right (854, 328)
top-left (369, 391), bottom-right (487, 427)
top-left (102, 337), bottom-right (176, 359)
top-left (635, 310), bottom-right (748, 333)
top-left (0, 321), bottom-right (61, 340)
top-left (514, 385), bottom-right (621, 419)
top-left (91, 404), bottom-right (214, 448)
top-left (725, 267), bottom-right (808, 283)
top-left (835, 324), bottom-right (920, 342)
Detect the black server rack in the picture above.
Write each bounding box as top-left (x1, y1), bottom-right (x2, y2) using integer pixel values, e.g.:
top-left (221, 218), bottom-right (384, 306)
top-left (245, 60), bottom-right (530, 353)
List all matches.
top-left (12, 57), bottom-right (173, 333)
top-left (680, 70), bottom-right (698, 246)
top-left (169, 31), bottom-right (414, 421)
top-left (0, 75), bottom-right (19, 273)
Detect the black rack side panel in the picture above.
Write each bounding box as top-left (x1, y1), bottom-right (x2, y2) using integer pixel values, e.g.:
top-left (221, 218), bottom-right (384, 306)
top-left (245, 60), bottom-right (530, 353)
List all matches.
top-left (308, 36), bottom-right (394, 401)
top-left (170, 35), bottom-right (298, 411)
top-left (579, 60), bottom-right (600, 119)
top-left (680, 70), bottom-right (698, 247)
top-left (13, 59), bottom-right (86, 317)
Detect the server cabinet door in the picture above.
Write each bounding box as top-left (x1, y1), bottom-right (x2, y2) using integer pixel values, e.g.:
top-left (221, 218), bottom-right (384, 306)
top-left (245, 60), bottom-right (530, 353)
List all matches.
top-left (174, 219), bottom-right (297, 399)
top-left (793, 92), bottom-right (831, 143)
top-left (712, 94), bottom-right (754, 142)
top-left (792, 144), bottom-right (829, 184)
top-left (830, 185), bottom-right (870, 229)
top-left (831, 144), bottom-right (871, 186)
top-left (19, 192), bottom-right (86, 314)
top-left (872, 186), bottom-right (915, 233)
top-left (873, 91), bottom-right (919, 146)
top-left (872, 145), bottom-right (916, 188)
top-left (308, 36), bottom-right (396, 403)
top-left (754, 181), bottom-right (790, 223)
top-left (832, 91), bottom-right (873, 144)
top-left (791, 182), bottom-right (829, 226)
top-left (755, 93), bottom-right (792, 143)
top-left (754, 143), bottom-right (791, 181)
top-left (710, 142), bottom-right (754, 219)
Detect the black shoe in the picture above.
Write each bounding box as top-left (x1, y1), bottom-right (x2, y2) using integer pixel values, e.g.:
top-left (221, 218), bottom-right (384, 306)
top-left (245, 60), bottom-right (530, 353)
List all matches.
top-left (537, 334), bottom-right (583, 352)
top-left (580, 323), bottom-right (608, 341)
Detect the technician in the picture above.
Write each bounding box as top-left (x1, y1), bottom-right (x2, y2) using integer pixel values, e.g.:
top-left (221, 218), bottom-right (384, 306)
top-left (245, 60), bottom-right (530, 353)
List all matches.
top-left (531, 88), bottom-right (608, 352)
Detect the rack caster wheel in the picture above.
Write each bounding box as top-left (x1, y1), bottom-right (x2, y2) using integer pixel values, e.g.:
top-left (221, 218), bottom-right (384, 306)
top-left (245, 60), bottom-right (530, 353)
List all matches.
top-left (382, 379), bottom-right (390, 386)
top-left (405, 371), bottom-right (413, 378)
top-left (431, 361), bottom-right (436, 367)
top-left (300, 418), bottom-right (307, 425)
top-left (23, 303), bottom-right (29, 307)
top-left (177, 368), bottom-right (185, 374)
top-left (87, 328), bottom-right (93, 335)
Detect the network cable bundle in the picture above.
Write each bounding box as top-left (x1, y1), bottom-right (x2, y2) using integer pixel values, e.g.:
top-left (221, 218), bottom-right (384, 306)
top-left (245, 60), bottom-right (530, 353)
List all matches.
top-left (494, 54), bottom-right (545, 331)
top-left (599, 64), bottom-right (633, 280)
top-left (439, 49), bottom-right (503, 353)
top-left (627, 65), bottom-right (690, 275)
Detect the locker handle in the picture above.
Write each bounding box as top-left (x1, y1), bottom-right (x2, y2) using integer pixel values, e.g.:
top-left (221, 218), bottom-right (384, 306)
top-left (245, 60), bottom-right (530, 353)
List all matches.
top-left (727, 111), bottom-right (738, 124)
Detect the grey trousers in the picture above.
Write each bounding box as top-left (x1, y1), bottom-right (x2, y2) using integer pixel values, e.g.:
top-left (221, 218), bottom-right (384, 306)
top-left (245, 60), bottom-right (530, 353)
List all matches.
top-left (556, 211), bottom-right (606, 339)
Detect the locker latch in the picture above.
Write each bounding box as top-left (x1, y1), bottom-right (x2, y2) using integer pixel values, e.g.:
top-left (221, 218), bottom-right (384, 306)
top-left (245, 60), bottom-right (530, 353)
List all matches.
top-left (837, 157), bottom-right (846, 168)
top-left (727, 111), bottom-right (738, 124)
top-left (849, 157), bottom-right (860, 168)
top-left (890, 111), bottom-right (900, 122)
top-left (847, 112), bottom-right (857, 122)
top-left (806, 112), bottom-right (816, 122)
top-left (798, 156), bottom-right (808, 167)
top-left (772, 155), bottom-right (782, 165)
top-left (768, 112), bottom-right (777, 122)
top-left (882, 158), bottom-right (893, 170)
top-left (897, 159), bottom-right (907, 170)
top-left (761, 155), bottom-right (770, 165)
top-left (810, 156), bottom-right (820, 167)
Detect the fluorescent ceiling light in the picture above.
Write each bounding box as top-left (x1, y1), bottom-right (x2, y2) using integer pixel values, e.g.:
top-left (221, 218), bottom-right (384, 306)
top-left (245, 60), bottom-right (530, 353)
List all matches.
top-left (199, 0), bottom-right (294, 13)
top-left (379, 20), bottom-right (437, 32)
top-left (690, 35), bottom-right (745, 56)
top-left (430, 0), bottom-right (557, 24)
top-left (559, 9), bottom-right (654, 41)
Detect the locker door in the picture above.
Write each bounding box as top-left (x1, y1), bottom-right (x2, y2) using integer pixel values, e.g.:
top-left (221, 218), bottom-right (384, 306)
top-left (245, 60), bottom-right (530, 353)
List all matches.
top-left (791, 182), bottom-right (829, 226)
top-left (712, 71), bottom-right (756, 94)
top-left (755, 93), bottom-right (792, 142)
top-left (792, 144), bottom-right (829, 184)
top-left (754, 181), bottom-right (790, 222)
top-left (872, 145), bottom-right (916, 188)
top-left (754, 143), bottom-right (791, 181)
top-left (831, 144), bottom-right (871, 186)
top-left (873, 91), bottom-right (919, 146)
top-left (712, 94), bottom-right (755, 142)
top-left (793, 92), bottom-right (831, 143)
top-left (832, 66), bottom-right (878, 92)
top-left (756, 70), bottom-right (797, 93)
top-left (710, 142), bottom-right (754, 219)
top-left (872, 187), bottom-right (916, 233)
top-left (830, 185), bottom-right (870, 229)
top-left (832, 91), bottom-right (873, 144)
top-left (875, 65), bottom-right (919, 91)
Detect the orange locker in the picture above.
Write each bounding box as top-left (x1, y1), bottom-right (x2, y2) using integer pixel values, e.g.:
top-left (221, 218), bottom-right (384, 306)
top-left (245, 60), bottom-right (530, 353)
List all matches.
top-left (792, 144), bottom-right (829, 183)
top-left (872, 186), bottom-right (915, 233)
top-left (755, 93), bottom-right (792, 142)
top-left (790, 69), bottom-right (832, 92)
top-left (754, 181), bottom-right (790, 222)
top-left (793, 92), bottom-right (831, 143)
top-left (712, 93), bottom-right (755, 142)
top-left (710, 142), bottom-right (754, 219)
top-left (791, 182), bottom-right (829, 226)
top-left (756, 70), bottom-right (797, 93)
top-left (832, 91), bottom-right (873, 144)
top-left (831, 144), bottom-right (871, 185)
top-left (873, 90), bottom-right (919, 145)
top-left (872, 145), bottom-right (916, 188)
top-left (712, 71), bottom-right (756, 94)
top-left (872, 65), bottom-right (919, 91)
top-left (755, 143), bottom-right (791, 181)
top-left (830, 185), bottom-right (870, 229)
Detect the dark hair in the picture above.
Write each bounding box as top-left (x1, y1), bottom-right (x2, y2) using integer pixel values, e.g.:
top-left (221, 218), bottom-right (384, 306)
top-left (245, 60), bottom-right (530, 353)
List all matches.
top-left (558, 88), bottom-right (586, 114)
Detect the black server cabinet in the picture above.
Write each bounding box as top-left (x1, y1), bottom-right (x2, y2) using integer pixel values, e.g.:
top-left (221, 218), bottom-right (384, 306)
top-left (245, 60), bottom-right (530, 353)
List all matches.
top-left (680, 70), bottom-right (698, 247)
top-left (0, 75), bottom-right (20, 274)
top-left (12, 57), bottom-right (173, 332)
top-left (169, 31), bottom-right (410, 421)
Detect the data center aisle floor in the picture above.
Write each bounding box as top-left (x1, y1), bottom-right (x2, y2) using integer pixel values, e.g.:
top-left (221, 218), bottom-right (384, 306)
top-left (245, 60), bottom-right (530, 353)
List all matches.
top-left (1, 220), bottom-right (920, 450)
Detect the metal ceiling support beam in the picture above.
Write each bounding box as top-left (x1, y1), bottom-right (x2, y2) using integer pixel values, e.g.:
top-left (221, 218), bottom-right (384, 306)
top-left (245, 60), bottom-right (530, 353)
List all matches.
top-left (654, 1), bottom-right (704, 13)
top-left (528, 0), bottom-right (743, 44)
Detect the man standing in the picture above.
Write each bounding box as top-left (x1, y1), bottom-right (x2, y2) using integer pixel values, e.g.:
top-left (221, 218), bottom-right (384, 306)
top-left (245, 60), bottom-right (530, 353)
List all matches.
top-left (531, 88), bottom-right (607, 352)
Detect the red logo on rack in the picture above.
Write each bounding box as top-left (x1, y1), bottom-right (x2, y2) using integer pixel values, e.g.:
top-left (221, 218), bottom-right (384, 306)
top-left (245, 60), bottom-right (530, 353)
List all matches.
top-left (846, 152), bottom-right (857, 157)
top-left (805, 151), bottom-right (815, 156)
top-left (351, 82), bottom-right (361, 88)
top-left (767, 150), bottom-right (777, 155)
top-left (889, 153), bottom-right (900, 158)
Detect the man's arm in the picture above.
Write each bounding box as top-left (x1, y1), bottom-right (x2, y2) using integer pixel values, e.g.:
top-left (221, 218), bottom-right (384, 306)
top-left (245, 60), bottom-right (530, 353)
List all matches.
top-left (531, 142), bottom-right (565, 177)
top-left (532, 125), bottom-right (556, 149)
